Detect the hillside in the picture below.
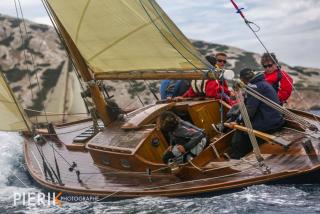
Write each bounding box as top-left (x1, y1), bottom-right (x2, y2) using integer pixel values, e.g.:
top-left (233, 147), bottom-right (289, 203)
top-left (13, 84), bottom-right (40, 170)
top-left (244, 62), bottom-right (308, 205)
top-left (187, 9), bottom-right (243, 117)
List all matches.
top-left (0, 14), bottom-right (319, 112)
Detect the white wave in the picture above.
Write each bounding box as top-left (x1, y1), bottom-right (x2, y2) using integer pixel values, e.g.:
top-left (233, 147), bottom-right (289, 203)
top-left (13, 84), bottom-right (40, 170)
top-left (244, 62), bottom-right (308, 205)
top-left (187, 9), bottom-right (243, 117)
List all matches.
top-left (0, 132), bottom-right (36, 201)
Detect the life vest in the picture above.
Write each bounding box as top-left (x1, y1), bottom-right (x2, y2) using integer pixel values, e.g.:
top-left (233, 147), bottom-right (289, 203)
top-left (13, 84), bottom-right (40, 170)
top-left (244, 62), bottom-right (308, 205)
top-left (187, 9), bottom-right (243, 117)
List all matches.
top-left (190, 79), bottom-right (208, 97)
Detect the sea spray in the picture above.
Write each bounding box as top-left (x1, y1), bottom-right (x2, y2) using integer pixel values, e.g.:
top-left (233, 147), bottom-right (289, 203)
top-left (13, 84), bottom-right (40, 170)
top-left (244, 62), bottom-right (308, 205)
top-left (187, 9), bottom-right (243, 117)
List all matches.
top-left (0, 132), bottom-right (36, 207)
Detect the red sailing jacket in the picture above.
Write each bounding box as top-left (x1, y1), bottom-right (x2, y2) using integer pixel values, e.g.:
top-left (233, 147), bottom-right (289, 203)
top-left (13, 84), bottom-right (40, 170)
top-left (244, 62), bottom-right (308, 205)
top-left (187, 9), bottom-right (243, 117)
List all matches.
top-left (264, 69), bottom-right (293, 103)
top-left (183, 80), bottom-right (236, 105)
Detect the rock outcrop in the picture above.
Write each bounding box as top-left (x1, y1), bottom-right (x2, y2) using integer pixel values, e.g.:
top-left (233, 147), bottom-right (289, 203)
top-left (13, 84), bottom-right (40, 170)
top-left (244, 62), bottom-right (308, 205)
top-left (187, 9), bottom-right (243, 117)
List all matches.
top-left (0, 14), bottom-right (319, 112)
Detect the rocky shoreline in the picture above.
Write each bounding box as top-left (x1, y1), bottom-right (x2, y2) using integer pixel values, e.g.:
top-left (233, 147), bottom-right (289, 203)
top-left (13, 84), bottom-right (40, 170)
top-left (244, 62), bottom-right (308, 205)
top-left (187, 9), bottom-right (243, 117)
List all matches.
top-left (0, 14), bottom-right (319, 112)
top-left (287, 89), bottom-right (320, 111)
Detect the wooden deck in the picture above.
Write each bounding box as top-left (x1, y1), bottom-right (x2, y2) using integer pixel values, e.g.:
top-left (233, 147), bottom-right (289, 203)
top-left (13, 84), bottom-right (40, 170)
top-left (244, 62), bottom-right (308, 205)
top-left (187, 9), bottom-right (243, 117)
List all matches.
top-left (24, 123), bottom-right (320, 198)
top-left (23, 101), bottom-right (320, 198)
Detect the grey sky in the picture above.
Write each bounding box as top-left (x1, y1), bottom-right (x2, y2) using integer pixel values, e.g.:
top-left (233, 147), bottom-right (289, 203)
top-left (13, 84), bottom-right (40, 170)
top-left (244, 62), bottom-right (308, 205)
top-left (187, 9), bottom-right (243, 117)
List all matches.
top-left (0, 0), bottom-right (319, 68)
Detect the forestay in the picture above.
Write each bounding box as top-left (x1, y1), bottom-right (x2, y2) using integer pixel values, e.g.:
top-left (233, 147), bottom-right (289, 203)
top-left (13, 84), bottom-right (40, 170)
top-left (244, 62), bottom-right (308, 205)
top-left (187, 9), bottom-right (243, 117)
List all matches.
top-left (46, 0), bottom-right (209, 79)
top-left (0, 72), bottom-right (31, 132)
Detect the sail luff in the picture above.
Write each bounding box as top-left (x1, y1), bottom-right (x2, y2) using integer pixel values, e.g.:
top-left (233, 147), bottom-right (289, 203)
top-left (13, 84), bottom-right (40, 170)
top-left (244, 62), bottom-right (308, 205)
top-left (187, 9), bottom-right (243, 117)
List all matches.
top-left (0, 72), bottom-right (32, 132)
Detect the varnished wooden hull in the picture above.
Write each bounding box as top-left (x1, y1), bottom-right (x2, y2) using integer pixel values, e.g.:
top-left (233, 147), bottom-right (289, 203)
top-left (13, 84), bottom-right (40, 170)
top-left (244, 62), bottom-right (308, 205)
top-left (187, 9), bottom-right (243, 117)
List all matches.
top-left (23, 100), bottom-right (320, 198)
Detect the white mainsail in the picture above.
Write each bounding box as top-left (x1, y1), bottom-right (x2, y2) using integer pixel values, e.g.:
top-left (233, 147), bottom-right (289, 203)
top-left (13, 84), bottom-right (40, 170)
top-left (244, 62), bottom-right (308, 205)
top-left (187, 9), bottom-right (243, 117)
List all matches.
top-left (45, 0), bottom-right (210, 80)
top-left (39, 60), bottom-right (88, 123)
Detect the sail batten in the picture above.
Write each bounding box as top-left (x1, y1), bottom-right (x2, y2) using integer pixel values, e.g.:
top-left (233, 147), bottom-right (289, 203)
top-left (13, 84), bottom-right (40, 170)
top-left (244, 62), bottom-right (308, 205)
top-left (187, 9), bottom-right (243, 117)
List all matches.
top-left (46, 0), bottom-right (209, 79)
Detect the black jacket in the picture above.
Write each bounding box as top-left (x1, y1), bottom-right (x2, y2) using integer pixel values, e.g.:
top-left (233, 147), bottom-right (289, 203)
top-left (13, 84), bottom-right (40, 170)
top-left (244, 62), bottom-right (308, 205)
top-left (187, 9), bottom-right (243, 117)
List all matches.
top-left (169, 121), bottom-right (205, 151)
top-left (245, 73), bottom-right (284, 131)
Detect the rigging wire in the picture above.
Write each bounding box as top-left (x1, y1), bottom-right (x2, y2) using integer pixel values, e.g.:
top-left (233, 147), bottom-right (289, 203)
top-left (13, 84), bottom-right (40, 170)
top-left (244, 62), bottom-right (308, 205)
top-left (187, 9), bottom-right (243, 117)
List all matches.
top-left (41, 0), bottom-right (146, 123)
top-left (40, 0), bottom-right (89, 112)
top-left (24, 108), bottom-right (88, 115)
top-left (139, 0), bottom-right (214, 77)
top-left (230, 0), bottom-right (320, 125)
top-left (148, 0), bottom-right (214, 71)
top-left (17, 0), bottom-right (49, 125)
top-left (13, 0), bottom-right (39, 128)
top-left (241, 80), bottom-right (317, 130)
top-left (144, 80), bottom-right (159, 101)
top-left (128, 81), bottom-right (145, 107)
top-left (234, 89), bottom-right (267, 168)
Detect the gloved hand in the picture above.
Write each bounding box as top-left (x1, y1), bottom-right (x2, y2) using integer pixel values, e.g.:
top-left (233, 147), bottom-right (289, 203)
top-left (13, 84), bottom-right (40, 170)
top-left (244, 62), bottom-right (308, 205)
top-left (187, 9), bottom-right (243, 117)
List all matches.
top-left (226, 104), bottom-right (240, 121)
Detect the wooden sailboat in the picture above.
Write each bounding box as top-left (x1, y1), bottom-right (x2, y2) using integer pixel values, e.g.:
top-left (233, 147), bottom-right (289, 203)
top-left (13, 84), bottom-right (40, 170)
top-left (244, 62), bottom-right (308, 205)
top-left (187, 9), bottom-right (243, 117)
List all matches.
top-left (1, 0), bottom-right (320, 199)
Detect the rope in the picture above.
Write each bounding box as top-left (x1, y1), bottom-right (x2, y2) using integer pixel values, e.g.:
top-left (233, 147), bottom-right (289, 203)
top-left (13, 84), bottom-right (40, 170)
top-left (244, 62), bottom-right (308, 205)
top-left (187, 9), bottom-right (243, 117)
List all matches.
top-left (24, 108), bottom-right (88, 116)
top-left (16, 0), bottom-right (49, 124)
top-left (41, 124), bottom-right (94, 136)
top-left (244, 88), bottom-right (309, 128)
top-left (242, 83), bottom-right (316, 130)
top-left (230, 0), bottom-right (320, 125)
top-left (235, 90), bottom-right (265, 164)
top-left (13, 0), bottom-right (39, 127)
top-left (33, 140), bottom-right (61, 184)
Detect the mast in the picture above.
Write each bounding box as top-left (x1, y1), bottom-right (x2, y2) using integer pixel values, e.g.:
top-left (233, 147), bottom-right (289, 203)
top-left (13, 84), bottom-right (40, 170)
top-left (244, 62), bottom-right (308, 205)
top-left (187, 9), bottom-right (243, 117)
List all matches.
top-left (44, 1), bottom-right (111, 126)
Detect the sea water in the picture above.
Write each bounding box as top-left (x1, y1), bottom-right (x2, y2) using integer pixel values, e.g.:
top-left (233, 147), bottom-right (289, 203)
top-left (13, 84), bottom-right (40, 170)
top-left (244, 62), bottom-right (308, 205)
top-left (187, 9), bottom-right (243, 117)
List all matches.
top-left (1, 116), bottom-right (320, 213)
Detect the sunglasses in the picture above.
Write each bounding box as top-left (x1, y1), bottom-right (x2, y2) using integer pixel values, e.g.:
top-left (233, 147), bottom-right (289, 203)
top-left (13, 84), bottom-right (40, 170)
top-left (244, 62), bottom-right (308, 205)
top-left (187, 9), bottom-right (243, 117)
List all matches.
top-left (217, 59), bottom-right (227, 64)
top-left (263, 64), bottom-right (273, 69)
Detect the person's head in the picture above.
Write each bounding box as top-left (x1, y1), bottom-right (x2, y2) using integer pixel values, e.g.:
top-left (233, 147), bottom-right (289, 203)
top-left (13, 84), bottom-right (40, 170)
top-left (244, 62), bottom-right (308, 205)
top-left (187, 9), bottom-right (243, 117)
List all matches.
top-left (261, 53), bottom-right (278, 74)
top-left (157, 111), bottom-right (180, 133)
top-left (215, 52), bottom-right (227, 68)
top-left (239, 68), bottom-right (255, 84)
top-left (205, 55), bottom-right (216, 67)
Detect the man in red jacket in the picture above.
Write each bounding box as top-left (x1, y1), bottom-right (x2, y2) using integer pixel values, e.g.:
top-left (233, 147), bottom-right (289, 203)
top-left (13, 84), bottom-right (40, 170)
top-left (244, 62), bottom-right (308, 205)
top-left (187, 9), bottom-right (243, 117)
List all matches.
top-left (182, 54), bottom-right (236, 105)
top-left (261, 53), bottom-right (293, 104)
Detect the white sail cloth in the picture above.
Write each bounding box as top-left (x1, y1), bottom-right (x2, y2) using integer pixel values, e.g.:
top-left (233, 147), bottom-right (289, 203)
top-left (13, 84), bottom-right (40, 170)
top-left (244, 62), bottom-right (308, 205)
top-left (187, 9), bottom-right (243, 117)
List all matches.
top-left (0, 73), bottom-right (31, 132)
top-left (46, 0), bottom-right (209, 79)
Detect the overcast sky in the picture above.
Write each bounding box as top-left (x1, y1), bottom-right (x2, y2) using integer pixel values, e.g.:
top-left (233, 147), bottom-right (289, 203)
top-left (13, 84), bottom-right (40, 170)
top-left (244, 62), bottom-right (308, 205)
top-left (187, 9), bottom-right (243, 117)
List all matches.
top-left (0, 0), bottom-right (319, 68)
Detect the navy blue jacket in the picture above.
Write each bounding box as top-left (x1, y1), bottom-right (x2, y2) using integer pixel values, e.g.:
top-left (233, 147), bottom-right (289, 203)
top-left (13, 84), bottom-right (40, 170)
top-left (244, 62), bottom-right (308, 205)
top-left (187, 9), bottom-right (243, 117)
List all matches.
top-left (244, 73), bottom-right (284, 131)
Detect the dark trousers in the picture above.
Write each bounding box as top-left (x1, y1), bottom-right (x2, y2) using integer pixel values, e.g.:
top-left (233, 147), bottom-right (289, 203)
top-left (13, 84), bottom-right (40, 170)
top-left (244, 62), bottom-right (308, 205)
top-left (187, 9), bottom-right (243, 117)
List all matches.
top-left (229, 130), bottom-right (266, 159)
top-left (230, 131), bottom-right (251, 159)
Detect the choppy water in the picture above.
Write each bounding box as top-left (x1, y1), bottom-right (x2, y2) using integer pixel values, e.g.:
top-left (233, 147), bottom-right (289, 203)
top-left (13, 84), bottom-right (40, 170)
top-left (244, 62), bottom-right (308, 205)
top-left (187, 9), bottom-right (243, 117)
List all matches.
top-left (1, 112), bottom-right (320, 213)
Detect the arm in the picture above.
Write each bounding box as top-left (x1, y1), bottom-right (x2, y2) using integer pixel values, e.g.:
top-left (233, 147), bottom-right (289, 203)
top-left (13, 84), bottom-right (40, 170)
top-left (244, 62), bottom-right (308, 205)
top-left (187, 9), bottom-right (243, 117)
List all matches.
top-left (174, 121), bottom-right (205, 151)
top-left (222, 80), bottom-right (231, 96)
top-left (183, 131), bottom-right (205, 151)
top-left (173, 80), bottom-right (190, 97)
top-left (278, 70), bottom-right (293, 103)
top-left (205, 80), bottom-right (220, 98)
top-left (160, 80), bottom-right (170, 100)
top-left (183, 86), bottom-right (196, 97)
top-left (245, 92), bottom-right (260, 119)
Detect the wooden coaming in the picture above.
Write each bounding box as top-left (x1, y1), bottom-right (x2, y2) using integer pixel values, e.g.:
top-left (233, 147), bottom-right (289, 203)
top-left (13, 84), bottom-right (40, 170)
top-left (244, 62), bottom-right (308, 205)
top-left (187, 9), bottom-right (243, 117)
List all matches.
top-left (121, 103), bottom-right (175, 130)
